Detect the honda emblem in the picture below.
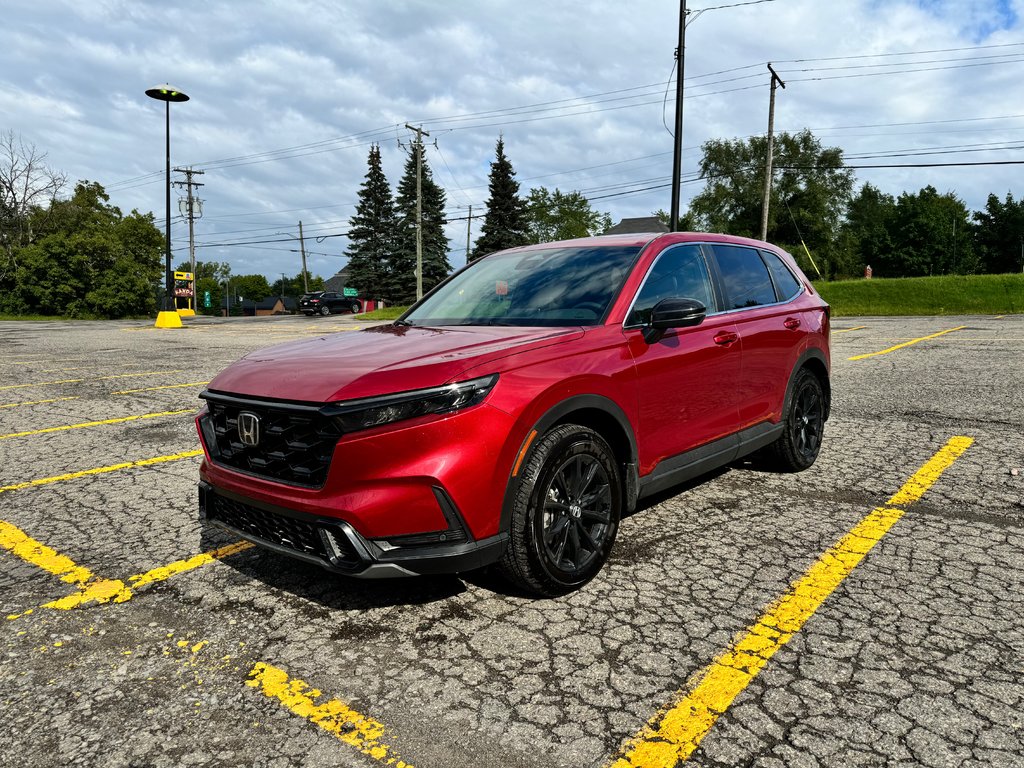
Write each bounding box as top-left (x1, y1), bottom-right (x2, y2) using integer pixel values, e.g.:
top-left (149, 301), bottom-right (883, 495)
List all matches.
top-left (237, 411), bottom-right (261, 447)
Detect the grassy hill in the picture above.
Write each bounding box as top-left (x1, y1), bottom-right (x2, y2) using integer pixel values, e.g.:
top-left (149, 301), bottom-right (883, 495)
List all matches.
top-left (815, 273), bottom-right (1023, 316)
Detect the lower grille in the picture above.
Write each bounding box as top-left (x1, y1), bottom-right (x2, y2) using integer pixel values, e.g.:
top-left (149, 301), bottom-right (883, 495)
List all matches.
top-left (207, 493), bottom-right (361, 570)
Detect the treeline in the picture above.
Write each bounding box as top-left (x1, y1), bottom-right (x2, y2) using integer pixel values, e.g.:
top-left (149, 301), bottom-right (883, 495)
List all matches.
top-left (173, 260), bottom-right (324, 315)
top-left (344, 138), bottom-right (611, 301)
top-left (682, 129), bottom-right (1024, 280)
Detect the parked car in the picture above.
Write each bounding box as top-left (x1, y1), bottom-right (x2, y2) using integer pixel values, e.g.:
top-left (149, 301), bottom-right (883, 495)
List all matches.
top-left (299, 291), bottom-right (361, 316)
top-left (196, 232), bottom-right (830, 596)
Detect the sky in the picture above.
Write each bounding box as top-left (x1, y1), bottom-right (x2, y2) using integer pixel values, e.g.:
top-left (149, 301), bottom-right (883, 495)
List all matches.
top-left (2, 0), bottom-right (1022, 284)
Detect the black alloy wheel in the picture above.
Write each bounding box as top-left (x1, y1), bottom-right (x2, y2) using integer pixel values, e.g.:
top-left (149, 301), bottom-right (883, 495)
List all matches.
top-left (770, 368), bottom-right (825, 471)
top-left (500, 424), bottom-right (622, 596)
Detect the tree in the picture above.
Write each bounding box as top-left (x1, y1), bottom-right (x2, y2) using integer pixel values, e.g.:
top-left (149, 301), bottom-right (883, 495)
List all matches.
top-left (836, 183), bottom-right (896, 279)
top-left (232, 274), bottom-right (272, 302)
top-left (346, 144), bottom-right (398, 293)
top-left (525, 187), bottom-right (612, 243)
top-left (0, 131), bottom-right (68, 284)
top-left (6, 181), bottom-right (162, 317)
top-left (686, 130), bottom-right (854, 266)
top-left (393, 142), bottom-right (451, 304)
top-left (878, 186), bottom-right (976, 277)
top-left (973, 192), bottom-right (1024, 274)
top-left (471, 137), bottom-right (529, 260)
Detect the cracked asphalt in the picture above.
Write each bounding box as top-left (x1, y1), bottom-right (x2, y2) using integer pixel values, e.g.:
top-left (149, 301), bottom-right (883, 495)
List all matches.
top-left (1, 313), bottom-right (1022, 768)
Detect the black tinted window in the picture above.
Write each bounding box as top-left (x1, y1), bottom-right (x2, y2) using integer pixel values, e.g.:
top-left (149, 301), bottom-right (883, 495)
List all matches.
top-left (761, 250), bottom-right (802, 301)
top-left (628, 245), bottom-right (714, 326)
top-left (713, 245), bottom-right (777, 310)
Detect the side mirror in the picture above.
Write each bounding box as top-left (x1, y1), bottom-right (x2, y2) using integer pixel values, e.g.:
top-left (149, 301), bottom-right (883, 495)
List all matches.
top-left (643, 298), bottom-right (706, 343)
top-left (651, 297), bottom-right (706, 328)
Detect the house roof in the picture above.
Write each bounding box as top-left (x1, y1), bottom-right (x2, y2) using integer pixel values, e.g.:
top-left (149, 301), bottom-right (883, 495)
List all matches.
top-left (604, 217), bottom-right (670, 235)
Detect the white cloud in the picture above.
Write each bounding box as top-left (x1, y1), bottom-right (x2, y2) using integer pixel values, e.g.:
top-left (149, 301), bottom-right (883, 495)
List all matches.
top-left (1, 0), bottom-right (1021, 279)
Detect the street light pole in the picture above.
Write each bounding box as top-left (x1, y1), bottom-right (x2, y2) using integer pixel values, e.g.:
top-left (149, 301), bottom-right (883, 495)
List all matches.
top-left (146, 84), bottom-right (189, 329)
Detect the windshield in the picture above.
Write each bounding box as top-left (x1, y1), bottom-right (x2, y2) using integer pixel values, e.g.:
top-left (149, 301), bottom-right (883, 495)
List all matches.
top-left (402, 245), bottom-right (642, 327)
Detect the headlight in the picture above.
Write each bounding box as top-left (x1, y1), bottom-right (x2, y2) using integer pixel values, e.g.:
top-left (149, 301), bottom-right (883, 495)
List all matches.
top-left (326, 374), bottom-right (498, 433)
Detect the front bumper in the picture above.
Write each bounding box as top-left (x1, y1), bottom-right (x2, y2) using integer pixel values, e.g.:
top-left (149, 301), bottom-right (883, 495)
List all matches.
top-left (199, 481), bottom-right (508, 577)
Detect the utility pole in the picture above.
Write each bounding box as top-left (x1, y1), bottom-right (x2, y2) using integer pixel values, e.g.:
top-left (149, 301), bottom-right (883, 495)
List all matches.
top-left (404, 123), bottom-right (430, 300)
top-left (760, 63), bottom-right (786, 242)
top-left (669, 0), bottom-right (687, 232)
top-left (297, 220), bottom-right (309, 293)
top-left (173, 167), bottom-right (204, 280)
top-left (465, 204), bottom-right (472, 260)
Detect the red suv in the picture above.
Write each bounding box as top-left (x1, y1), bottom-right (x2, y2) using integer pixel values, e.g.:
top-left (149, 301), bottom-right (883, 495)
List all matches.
top-left (197, 232), bottom-right (830, 596)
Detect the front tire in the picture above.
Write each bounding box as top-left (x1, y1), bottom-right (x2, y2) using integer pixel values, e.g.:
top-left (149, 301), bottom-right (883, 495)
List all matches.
top-left (319, 304), bottom-right (331, 316)
top-left (769, 368), bottom-right (825, 471)
top-left (499, 424), bottom-right (621, 596)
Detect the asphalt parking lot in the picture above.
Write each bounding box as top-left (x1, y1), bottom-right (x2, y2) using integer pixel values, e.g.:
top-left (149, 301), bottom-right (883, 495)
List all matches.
top-left (1, 313), bottom-right (1022, 768)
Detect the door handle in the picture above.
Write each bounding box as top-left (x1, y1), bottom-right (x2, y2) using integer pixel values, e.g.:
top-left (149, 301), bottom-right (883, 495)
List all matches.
top-left (783, 317), bottom-right (801, 330)
top-left (713, 331), bottom-right (739, 346)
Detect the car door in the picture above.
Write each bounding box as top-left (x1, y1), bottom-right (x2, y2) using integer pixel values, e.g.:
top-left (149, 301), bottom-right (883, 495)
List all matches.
top-left (707, 244), bottom-right (803, 429)
top-left (625, 243), bottom-right (743, 475)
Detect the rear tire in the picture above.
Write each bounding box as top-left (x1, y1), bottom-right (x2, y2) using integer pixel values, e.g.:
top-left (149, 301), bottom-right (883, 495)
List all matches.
top-left (499, 425), bottom-right (621, 597)
top-left (769, 368), bottom-right (825, 471)
top-left (350, 300), bottom-right (361, 314)
top-left (319, 304), bottom-right (331, 316)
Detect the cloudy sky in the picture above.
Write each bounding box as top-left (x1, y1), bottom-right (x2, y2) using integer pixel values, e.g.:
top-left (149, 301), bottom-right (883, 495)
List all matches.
top-left (2, 0), bottom-right (1021, 284)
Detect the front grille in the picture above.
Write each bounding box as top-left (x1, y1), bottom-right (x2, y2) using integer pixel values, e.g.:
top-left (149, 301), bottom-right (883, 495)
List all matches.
top-left (207, 493), bottom-right (361, 569)
top-left (201, 393), bottom-right (340, 487)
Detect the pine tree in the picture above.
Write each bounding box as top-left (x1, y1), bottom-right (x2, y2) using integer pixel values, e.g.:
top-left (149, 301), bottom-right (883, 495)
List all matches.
top-left (345, 144), bottom-right (397, 295)
top-left (471, 137), bottom-right (529, 261)
top-left (393, 141), bottom-right (451, 304)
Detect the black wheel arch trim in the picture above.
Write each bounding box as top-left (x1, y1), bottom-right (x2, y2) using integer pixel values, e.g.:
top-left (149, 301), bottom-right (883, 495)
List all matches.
top-left (499, 394), bottom-right (639, 535)
top-left (783, 348), bottom-right (831, 422)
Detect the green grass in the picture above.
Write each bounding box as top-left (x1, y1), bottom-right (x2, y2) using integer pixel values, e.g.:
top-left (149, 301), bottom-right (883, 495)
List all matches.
top-left (814, 273), bottom-right (1024, 317)
top-left (357, 305), bottom-right (409, 321)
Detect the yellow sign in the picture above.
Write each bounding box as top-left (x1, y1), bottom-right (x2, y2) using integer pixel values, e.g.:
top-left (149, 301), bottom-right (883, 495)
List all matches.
top-left (174, 271), bottom-right (194, 281)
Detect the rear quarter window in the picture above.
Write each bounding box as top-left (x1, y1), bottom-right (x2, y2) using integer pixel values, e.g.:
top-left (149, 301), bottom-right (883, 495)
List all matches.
top-left (761, 250), bottom-right (803, 302)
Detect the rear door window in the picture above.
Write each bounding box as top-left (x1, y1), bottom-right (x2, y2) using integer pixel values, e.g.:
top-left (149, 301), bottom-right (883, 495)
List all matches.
top-left (711, 245), bottom-right (778, 310)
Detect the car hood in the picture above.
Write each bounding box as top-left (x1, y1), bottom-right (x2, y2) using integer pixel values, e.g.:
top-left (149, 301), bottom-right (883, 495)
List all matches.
top-left (206, 324), bottom-right (584, 403)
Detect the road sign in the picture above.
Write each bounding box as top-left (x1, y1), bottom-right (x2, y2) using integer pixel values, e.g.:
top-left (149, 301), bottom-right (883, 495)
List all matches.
top-left (204, 291), bottom-right (211, 308)
top-left (343, 287), bottom-right (358, 297)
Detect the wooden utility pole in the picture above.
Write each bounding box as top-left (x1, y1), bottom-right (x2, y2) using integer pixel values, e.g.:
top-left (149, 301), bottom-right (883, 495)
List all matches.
top-left (760, 63), bottom-right (786, 242)
top-left (404, 123), bottom-right (430, 300)
top-left (465, 204), bottom-right (472, 260)
top-left (297, 220), bottom-right (309, 293)
top-left (669, 0), bottom-right (687, 232)
top-left (173, 166), bottom-right (204, 307)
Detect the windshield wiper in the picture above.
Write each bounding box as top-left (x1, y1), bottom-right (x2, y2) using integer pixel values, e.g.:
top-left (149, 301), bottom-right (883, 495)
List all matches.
top-left (393, 319), bottom-right (414, 327)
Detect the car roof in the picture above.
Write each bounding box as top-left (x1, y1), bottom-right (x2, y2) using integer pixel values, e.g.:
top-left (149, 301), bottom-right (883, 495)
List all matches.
top-left (493, 231), bottom-right (779, 254)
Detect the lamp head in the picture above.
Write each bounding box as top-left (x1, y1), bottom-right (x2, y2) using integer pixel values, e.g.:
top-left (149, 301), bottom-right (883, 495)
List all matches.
top-left (145, 84), bottom-right (190, 103)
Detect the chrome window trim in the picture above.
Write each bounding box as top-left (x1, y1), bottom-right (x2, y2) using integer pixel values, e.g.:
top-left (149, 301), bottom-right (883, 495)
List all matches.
top-left (621, 241), bottom-right (805, 330)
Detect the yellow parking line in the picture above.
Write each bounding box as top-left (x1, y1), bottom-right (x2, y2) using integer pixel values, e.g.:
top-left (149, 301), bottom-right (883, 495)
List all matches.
top-left (0, 409), bottom-right (193, 440)
top-left (0, 520), bottom-right (97, 587)
top-left (0, 449), bottom-right (204, 495)
top-left (0, 377), bottom-right (84, 391)
top-left (832, 325), bottom-right (867, 334)
top-left (0, 396), bottom-right (81, 410)
top-left (0, 370), bottom-right (185, 391)
top-left (2, 521), bottom-right (253, 619)
top-left (95, 370), bottom-right (184, 380)
top-left (847, 326), bottom-right (966, 361)
top-left (610, 435), bottom-right (973, 768)
top-left (112, 381), bottom-right (209, 394)
top-left (247, 662), bottom-right (413, 768)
